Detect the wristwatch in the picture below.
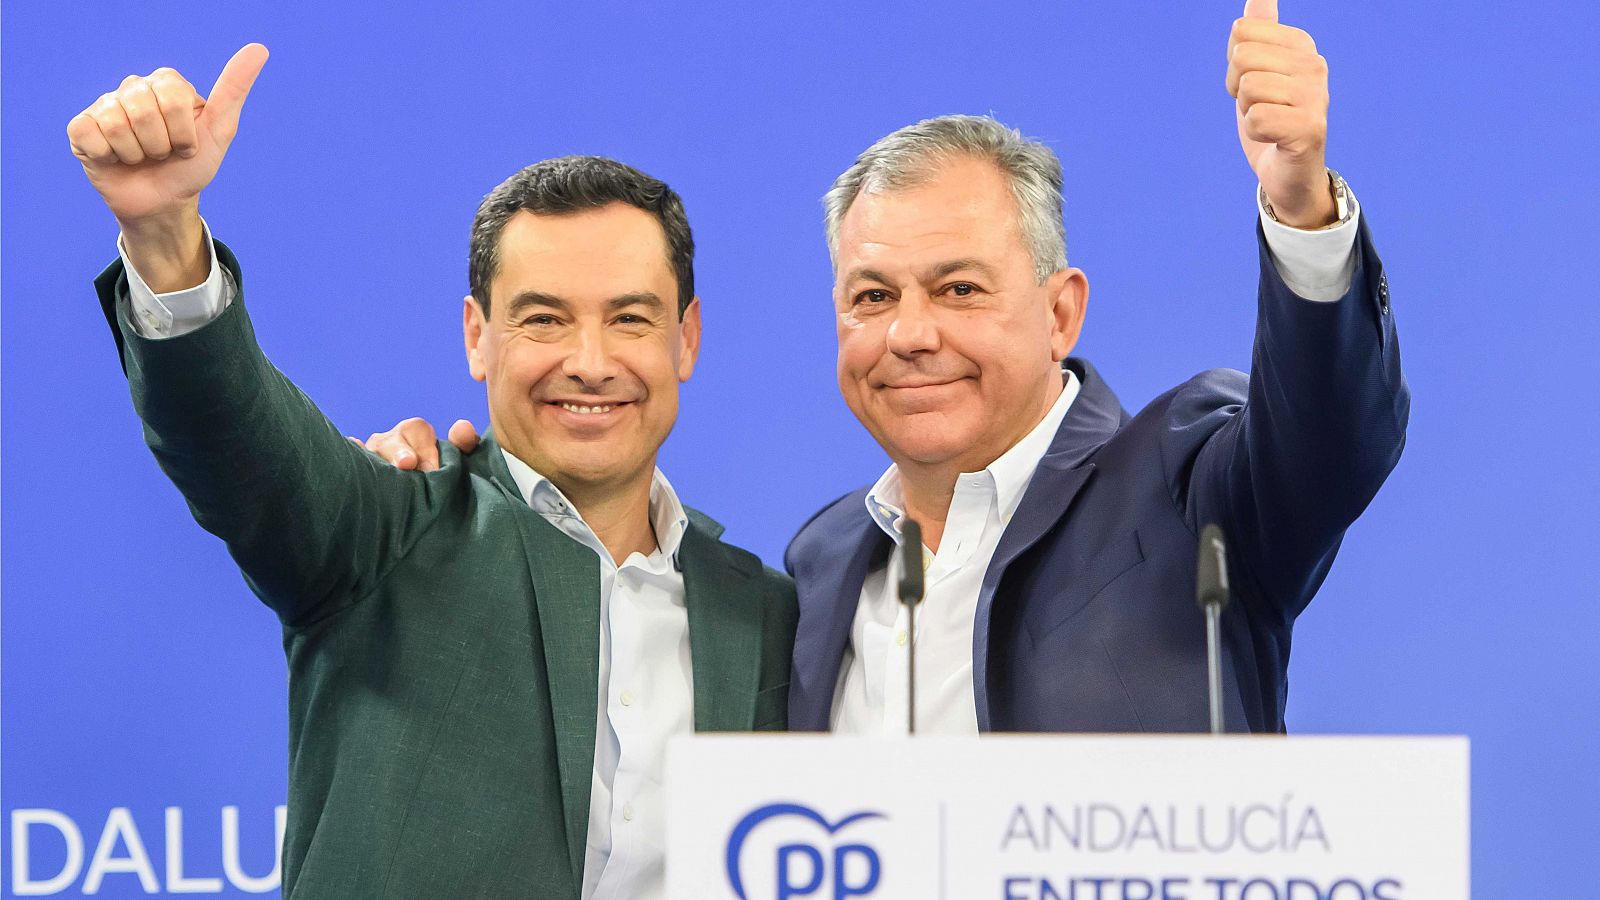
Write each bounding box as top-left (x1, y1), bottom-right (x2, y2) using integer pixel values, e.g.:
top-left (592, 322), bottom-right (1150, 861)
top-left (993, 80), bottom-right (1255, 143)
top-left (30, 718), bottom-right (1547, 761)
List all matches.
top-left (1259, 168), bottom-right (1354, 230)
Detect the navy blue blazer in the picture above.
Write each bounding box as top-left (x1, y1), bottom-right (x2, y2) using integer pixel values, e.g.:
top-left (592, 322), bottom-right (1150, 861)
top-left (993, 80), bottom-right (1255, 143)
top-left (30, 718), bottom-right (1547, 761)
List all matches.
top-left (786, 220), bottom-right (1408, 733)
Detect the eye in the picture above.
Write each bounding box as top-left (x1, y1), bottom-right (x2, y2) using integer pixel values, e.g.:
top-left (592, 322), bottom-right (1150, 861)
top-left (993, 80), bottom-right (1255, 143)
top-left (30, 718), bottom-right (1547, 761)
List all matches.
top-left (523, 314), bottom-right (560, 327)
top-left (854, 289), bottom-right (892, 306)
top-left (947, 282), bottom-right (978, 297)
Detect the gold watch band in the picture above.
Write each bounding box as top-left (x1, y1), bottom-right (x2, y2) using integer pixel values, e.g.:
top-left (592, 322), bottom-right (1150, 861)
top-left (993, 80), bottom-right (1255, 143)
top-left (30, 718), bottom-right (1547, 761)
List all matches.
top-left (1260, 169), bottom-right (1353, 230)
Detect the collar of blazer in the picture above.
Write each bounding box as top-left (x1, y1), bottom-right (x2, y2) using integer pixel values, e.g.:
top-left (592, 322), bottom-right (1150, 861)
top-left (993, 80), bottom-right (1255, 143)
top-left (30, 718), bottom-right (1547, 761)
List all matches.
top-left (986, 357), bottom-right (1130, 576)
top-left (970, 358), bottom-right (1128, 728)
top-left (474, 431), bottom-right (767, 879)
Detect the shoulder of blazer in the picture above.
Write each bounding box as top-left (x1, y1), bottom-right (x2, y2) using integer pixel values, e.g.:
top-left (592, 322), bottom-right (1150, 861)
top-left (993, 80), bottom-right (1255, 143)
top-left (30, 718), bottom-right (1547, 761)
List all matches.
top-left (793, 487), bottom-right (865, 536)
top-left (683, 506), bottom-right (768, 580)
top-left (783, 486), bottom-right (871, 576)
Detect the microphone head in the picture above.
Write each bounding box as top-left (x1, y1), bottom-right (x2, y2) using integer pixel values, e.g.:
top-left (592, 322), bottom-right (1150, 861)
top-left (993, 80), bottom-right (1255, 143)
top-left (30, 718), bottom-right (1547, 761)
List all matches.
top-left (1196, 523), bottom-right (1230, 610)
top-left (898, 519), bottom-right (925, 606)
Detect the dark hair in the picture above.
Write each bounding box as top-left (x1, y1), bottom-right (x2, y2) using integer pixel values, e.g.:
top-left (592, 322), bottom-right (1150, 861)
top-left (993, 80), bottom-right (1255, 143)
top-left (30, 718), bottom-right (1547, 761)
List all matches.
top-left (468, 155), bottom-right (695, 317)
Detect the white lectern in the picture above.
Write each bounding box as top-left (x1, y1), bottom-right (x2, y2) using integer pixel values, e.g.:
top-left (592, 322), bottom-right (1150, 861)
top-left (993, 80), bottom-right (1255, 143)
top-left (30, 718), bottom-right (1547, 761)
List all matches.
top-left (667, 735), bottom-right (1468, 900)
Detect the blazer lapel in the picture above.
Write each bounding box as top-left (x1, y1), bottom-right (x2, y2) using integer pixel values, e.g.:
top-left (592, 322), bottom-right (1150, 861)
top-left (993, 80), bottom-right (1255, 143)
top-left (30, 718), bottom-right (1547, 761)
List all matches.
top-left (480, 435), bottom-right (601, 885)
top-left (972, 361), bottom-right (1128, 730)
top-left (789, 502), bottom-right (890, 731)
top-left (680, 516), bottom-right (763, 732)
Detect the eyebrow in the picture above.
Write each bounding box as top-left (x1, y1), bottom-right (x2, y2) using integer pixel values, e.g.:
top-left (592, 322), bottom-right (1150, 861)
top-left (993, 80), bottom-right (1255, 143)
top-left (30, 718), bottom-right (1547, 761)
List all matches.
top-left (504, 290), bottom-right (667, 317)
top-left (921, 258), bottom-right (1000, 282)
top-left (842, 258), bottom-right (1001, 286)
top-left (844, 267), bottom-right (893, 287)
top-left (606, 292), bottom-right (666, 314)
top-left (506, 291), bottom-right (568, 317)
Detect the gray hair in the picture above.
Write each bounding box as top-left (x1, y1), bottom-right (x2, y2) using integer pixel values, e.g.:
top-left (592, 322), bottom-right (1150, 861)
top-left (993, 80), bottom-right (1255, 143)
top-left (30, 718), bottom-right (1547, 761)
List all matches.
top-left (823, 115), bottom-right (1068, 283)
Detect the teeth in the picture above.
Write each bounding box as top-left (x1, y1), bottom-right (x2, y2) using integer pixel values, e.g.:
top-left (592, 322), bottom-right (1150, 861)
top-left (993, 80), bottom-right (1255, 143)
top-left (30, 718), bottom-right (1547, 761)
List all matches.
top-left (561, 403), bottom-right (614, 414)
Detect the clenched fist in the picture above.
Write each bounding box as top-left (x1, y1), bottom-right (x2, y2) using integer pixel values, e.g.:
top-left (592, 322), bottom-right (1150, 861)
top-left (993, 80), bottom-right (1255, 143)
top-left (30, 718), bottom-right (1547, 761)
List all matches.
top-left (1226, 0), bottom-right (1336, 228)
top-left (67, 44), bottom-right (268, 290)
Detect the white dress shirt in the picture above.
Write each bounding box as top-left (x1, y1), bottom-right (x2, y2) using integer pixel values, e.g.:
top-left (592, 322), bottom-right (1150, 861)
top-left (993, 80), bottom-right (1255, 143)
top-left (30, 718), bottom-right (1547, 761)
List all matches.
top-left (119, 235), bottom-right (697, 900)
top-left (499, 454), bottom-right (692, 900)
top-left (829, 187), bottom-right (1365, 735)
top-left (832, 372), bottom-right (1082, 735)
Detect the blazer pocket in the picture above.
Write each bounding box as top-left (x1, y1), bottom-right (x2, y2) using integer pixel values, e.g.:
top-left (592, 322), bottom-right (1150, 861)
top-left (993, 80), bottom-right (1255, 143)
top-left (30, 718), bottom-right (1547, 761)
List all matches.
top-left (753, 681), bottom-right (791, 731)
top-left (1025, 529), bottom-right (1146, 644)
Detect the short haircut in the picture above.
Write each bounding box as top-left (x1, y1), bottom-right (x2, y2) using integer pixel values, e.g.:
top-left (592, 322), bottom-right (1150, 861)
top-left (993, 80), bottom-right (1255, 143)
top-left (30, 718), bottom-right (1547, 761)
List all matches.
top-left (468, 155), bottom-right (695, 316)
top-left (823, 115), bottom-right (1069, 283)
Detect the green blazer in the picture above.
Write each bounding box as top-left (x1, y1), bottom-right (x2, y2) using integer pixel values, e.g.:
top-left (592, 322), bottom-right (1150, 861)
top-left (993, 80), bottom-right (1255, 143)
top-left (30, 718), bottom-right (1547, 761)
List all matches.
top-left (96, 242), bottom-right (798, 899)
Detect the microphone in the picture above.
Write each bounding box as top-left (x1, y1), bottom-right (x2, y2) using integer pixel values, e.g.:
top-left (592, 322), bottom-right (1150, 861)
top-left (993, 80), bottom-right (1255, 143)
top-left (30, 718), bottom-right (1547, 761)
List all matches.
top-left (897, 519), bottom-right (926, 735)
top-left (1196, 524), bottom-right (1231, 735)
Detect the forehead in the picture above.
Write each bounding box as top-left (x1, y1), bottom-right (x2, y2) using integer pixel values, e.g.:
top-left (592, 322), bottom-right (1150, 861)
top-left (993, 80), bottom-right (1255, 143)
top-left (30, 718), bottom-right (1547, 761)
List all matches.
top-left (494, 204), bottom-right (675, 298)
top-left (835, 156), bottom-right (1028, 279)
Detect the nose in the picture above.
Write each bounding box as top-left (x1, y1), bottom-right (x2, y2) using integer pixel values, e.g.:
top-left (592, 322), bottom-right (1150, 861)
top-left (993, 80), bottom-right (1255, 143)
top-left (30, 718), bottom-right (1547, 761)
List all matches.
top-left (561, 324), bottom-right (621, 387)
top-left (884, 292), bottom-right (940, 359)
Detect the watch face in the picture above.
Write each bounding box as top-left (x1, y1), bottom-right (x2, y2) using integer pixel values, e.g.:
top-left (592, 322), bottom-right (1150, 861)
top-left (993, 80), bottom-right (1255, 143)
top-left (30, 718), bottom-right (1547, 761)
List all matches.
top-left (1328, 170), bottom-right (1353, 224)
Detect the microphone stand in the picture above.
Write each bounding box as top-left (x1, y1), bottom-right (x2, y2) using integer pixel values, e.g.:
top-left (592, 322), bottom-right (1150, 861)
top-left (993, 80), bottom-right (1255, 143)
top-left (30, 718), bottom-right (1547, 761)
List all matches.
top-left (1204, 603), bottom-right (1224, 734)
top-left (898, 519), bottom-right (926, 735)
top-left (1196, 524), bottom-right (1231, 735)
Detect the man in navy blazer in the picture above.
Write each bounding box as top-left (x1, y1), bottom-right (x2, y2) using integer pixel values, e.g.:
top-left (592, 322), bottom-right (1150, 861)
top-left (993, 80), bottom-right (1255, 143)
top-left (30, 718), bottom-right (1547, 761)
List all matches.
top-left (786, 225), bottom-right (1403, 733)
top-left (786, 1), bottom-right (1407, 734)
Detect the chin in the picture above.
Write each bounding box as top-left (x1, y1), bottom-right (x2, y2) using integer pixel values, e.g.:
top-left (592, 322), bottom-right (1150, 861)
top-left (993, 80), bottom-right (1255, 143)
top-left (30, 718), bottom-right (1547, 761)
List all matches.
top-left (550, 458), bottom-right (628, 486)
top-left (868, 401), bottom-right (964, 449)
top-left (564, 447), bottom-right (662, 488)
top-left (882, 428), bottom-right (978, 468)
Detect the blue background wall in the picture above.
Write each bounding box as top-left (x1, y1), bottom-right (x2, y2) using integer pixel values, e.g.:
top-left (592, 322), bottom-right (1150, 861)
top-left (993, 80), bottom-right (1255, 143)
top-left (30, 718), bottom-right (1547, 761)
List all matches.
top-left (5, 1), bottom-right (1597, 895)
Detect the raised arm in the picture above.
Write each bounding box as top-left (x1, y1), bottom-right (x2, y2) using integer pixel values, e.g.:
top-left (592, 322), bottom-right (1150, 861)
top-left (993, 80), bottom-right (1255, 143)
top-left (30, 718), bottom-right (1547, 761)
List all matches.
top-left (1166, 2), bottom-right (1409, 619)
top-left (73, 46), bottom-right (460, 628)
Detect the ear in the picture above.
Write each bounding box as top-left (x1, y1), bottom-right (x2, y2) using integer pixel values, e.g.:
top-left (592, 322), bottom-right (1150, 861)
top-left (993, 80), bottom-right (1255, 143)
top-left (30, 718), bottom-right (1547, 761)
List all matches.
top-left (1046, 267), bottom-right (1090, 362)
top-left (675, 296), bottom-right (702, 382)
top-left (463, 294), bottom-right (488, 382)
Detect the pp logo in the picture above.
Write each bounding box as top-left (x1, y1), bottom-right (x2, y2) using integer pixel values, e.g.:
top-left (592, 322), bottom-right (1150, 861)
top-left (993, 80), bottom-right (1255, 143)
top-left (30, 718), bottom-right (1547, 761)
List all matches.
top-left (724, 802), bottom-right (885, 899)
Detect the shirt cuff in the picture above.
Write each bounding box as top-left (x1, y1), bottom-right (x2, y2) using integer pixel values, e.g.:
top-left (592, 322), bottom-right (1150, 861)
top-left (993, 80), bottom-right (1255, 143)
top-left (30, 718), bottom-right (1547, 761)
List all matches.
top-left (1256, 183), bottom-right (1361, 303)
top-left (118, 219), bottom-right (235, 338)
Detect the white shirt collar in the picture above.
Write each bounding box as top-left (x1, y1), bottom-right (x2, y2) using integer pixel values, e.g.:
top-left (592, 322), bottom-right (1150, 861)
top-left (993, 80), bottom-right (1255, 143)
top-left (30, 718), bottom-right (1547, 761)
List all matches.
top-left (499, 448), bottom-right (689, 563)
top-left (865, 369), bottom-right (1081, 540)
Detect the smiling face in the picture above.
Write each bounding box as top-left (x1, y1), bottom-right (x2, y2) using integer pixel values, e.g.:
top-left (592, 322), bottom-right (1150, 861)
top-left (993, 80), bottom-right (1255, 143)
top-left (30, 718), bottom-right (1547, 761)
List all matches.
top-left (834, 155), bottom-right (1088, 476)
top-left (464, 204), bottom-right (699, 496)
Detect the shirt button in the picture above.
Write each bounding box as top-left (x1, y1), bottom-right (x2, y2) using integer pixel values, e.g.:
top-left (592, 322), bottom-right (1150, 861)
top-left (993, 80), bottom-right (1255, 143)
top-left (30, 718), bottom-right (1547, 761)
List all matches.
top-left (622, 804), bottom-right (635, 822)
top-left (895, 631), bottom-right (908, 647)
top-left (620, 690), bottom-right (634, 707)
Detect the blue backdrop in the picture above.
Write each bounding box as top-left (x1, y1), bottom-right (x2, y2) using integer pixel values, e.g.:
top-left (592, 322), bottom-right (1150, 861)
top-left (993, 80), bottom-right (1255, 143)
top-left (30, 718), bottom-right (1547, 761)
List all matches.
top-left (5, 1), bottom-right (1598, 895)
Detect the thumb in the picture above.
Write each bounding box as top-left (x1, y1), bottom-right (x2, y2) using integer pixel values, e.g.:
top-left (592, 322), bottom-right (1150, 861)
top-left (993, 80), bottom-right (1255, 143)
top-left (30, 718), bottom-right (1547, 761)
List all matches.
top-left (447, 419), bottom-right (482, 453)
top-left (1242, 0), bottom-right (1278, 22)
top-left (204, 43), bottom-right (269, 129)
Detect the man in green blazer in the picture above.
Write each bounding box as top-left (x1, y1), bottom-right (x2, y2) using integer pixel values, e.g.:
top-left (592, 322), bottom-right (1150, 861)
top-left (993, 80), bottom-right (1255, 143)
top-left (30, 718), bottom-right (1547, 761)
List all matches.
top-left (70, 45), bottom-right (796, 898)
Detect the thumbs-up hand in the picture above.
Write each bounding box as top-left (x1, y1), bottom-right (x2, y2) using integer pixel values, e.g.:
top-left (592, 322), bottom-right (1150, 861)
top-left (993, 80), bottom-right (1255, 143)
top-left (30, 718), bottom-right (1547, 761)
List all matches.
top-left (1226, 2), bottom-right (1337, 228)
top-left (67, 44), bottom-right (267, 287)
top-left (68, 43), bottom-right (267, 225)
